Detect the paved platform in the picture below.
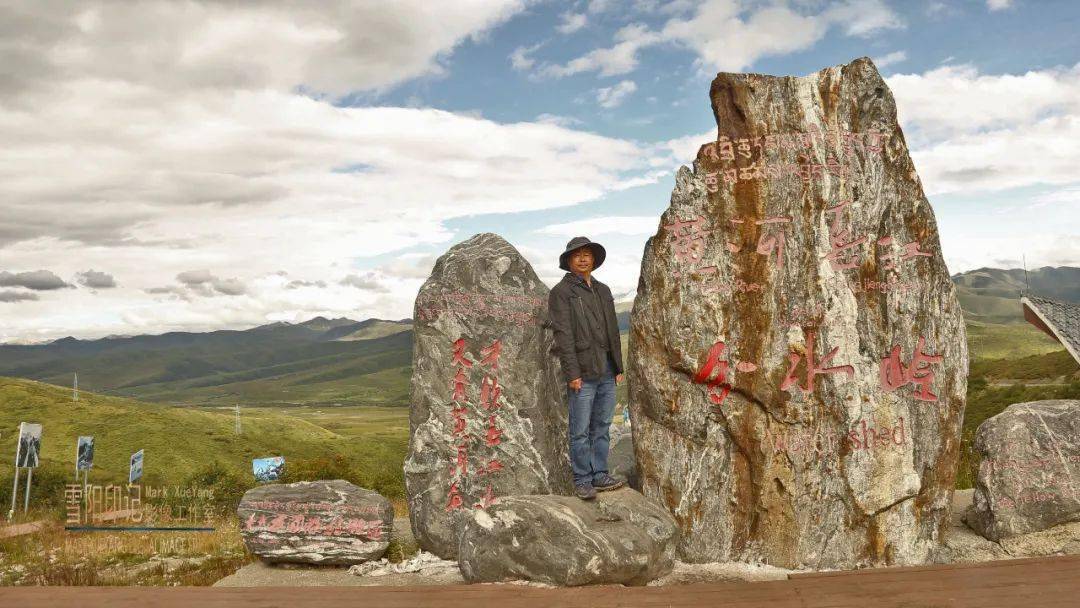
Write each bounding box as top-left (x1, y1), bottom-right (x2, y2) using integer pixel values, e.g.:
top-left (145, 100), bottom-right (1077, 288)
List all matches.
top-left (2, 554), bottom-right (1078, 607)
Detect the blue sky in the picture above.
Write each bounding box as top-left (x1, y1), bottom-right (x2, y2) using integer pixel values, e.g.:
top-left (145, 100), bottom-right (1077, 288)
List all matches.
top-left (0, 0), bottom-right (1077, 342)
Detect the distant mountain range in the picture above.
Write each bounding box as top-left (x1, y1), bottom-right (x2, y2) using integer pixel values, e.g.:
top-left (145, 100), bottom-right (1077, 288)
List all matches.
top-left (0, 266), bottom-right (1074, 406)
top-left (951, 266), bottom-right (1080, 324)
top-left (0, 317), bottom-right (413, 407)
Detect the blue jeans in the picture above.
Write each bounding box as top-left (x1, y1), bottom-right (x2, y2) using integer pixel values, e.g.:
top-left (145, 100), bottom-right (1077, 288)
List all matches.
top-left (567, 353), bottom-right (617, 486)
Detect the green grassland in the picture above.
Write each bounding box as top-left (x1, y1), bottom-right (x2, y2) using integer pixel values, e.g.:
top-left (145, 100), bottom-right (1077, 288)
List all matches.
top-left (965, 319), bottom-right (1064, 361)
top-left (0, 377), bottom-right (408, 511)
top-left (2, 305), bottom-right (1077, 510)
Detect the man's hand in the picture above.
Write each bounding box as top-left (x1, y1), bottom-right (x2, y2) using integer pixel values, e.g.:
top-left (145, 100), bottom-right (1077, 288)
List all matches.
top-left (616, 373), bottom-right (624, 384)
top-left (568, 377), bottom-right (582, 392)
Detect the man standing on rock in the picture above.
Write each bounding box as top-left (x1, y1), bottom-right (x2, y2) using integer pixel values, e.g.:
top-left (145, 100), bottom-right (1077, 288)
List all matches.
top-left (548, 236), bottom-right (626, 500)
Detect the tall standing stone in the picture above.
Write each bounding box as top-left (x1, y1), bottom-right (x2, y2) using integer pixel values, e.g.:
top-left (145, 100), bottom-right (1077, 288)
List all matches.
top-left (629, 57), bottom-right (967, 569)
top-left (405, 232), bottom-right (574, 559)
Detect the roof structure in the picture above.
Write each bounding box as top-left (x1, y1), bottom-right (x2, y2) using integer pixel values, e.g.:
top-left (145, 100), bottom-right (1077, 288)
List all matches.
top-left (1021, 294), bottom-right (1080, 367)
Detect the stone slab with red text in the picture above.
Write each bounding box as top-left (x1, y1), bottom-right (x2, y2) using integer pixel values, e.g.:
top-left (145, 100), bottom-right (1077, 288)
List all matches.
top-left (967, 400), bottom-right (1080, 541)
top-left (405, 232), bottom-right (574, 559)
top-left (237, 479), bottom-right (393, 565)
top-left (628, 57), bottom-right (967, 570)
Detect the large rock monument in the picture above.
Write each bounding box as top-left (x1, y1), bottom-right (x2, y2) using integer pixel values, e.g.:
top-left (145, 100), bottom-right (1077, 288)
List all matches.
top-left (628, 57), bottom-right (968, 569)
top-left (405, 232), bottom-right (574, 559)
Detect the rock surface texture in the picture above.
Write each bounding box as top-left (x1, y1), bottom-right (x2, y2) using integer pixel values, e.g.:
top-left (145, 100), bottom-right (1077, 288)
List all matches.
top-left (609, 422), bottom-right (641, 490)
top-left (457, 488), bottom-right (678, 586)
top-left (237, 479), bottom-right (393, 565)
top-left (405, 232), bottom-right (574, 559)
top-left (967, 400), bottom-right (1080, 541)
top-left (628, 57), bottom-right (967, 569)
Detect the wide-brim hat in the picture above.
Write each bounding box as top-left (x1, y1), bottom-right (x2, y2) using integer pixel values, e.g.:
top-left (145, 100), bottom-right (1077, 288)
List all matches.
top-left (559, 236), bottom-right (606, 271)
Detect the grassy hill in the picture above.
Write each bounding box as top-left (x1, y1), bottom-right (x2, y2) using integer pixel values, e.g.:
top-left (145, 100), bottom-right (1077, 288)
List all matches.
top-left (952, 266), bottom-right (1080, 323)
top-left (0, 377), bottom-right (406, 498)
top-left (0, 318), bottom-right (412, 407)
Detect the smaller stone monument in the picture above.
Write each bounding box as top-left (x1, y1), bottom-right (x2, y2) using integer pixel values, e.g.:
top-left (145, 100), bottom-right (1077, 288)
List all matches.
top-left (405, 232), bottom-right (573, 559)
top-left (968, 400), bottom-right (1080, 541)
top-left (237, 479), bottom-right (393, 565)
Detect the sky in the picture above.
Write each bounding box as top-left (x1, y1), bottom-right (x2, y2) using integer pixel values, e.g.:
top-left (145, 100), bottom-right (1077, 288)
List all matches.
top-left (1, 0), bottom-right (1078, 343)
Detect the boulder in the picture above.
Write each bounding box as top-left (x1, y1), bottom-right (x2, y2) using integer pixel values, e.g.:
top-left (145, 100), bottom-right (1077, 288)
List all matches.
top-left (405, 232), bottom-right (574, 559)
top-left (608, 422), bottom-right (640, 490)
top-left (937, 489), bottom-right (1080, 564)
top-left (628, 57), bottom-right (967, 569)
top-left (967, 400), bottom-right (1080, 541)
top-left (457, 487), bottom-right (678, 586)
top-left (237, 479), bottom-right (393, 565)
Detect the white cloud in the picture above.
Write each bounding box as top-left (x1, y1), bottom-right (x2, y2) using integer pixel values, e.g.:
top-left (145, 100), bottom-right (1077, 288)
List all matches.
top-left (595, 79), bottom-right (638, 108)
top-left (873, 50), bottom-right (907, 69)
top-left (535, 113), bottom-right (583, 127)
top-left (535, 0), bottom-right (902, 78)
top-left (539, 23), bottom-right (661, 78)
top-left (535, 216), bottom-right (659, 237)
top-left (942, 232), bottom-right (1080, 274)
top-left (557, 11), bottom-right (587, 34)
top-left (987, 0), bottom-right (1013, 11)
top-left (908, 117), bottom-right (1080, 195)
top-left (655, 129), bottom-right (716, 167)
top-left (888, 63), bottom-right (1080, 141)
top-left (510, 43), bottom-right (543, 71)
top-left (0, 2), bottom-right (663, 342)
top-left (887, 63), bottom-right (1080, 194)
top-left (1, 1), bottom-right (529, 99)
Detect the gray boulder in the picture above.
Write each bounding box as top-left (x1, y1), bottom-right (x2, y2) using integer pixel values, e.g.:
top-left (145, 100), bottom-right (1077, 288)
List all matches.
top-left (237, 479), bottom-right (393, 565)
top-left (457, 488), bottom-right (678, 586)
top-left (608, 422), bottom-right (640, 490)
top-left (405, 233), bottom-right (574, 559)
top-left (628, 57), bottom-right (967, 569)
top-left (967, 400), bottom-right (1080, 541)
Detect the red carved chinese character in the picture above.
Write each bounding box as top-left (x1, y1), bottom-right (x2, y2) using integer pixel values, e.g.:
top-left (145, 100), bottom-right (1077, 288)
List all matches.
top-left (824, 199), bottom-right (867, 271)
top-left (326, 515), bottom-right (345, 535)
top-left (479, 375), bottom-right (501, 410)
top-left (286, 514), bottom-right (305, 533)
top-left (481, 458), bottom-right (504, 475)
top-left (449, 441), bottom-right (469, 476)
top-left (879, 239), bottom-right (933, 271)
top-left (899, 240), bottom-right (932, 262)
top-left (662, 215), bottom-right (709, 273)
top-left (755, 217), bottom-right (791, 273)
top-left (445, 481), bottom-right (464, 512)
top-left (693, 341), bottom-right (732, 409)
top-left (480, 339), bottom-right (502, 370)
top-left (267, 514), bottom-right (288, 533)
top-left (781, 330), bottom-right (854, 394)
top-left (474, 485), bottom-right (497, 510)
top-left (452, 403), bottom-right (468, 435)
top-left (451, 338), bottom-right (473, 368)
top-left (879, 335), bottom-right (944, 402)
top-left (485, 416), bottom-right (503, 447)
top-left (451, 367), bottom-right (468, 402)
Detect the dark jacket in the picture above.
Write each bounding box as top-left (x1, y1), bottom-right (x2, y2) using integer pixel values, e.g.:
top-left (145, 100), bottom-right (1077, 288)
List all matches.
top-left (547, 271), bottom-right (624, 382)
